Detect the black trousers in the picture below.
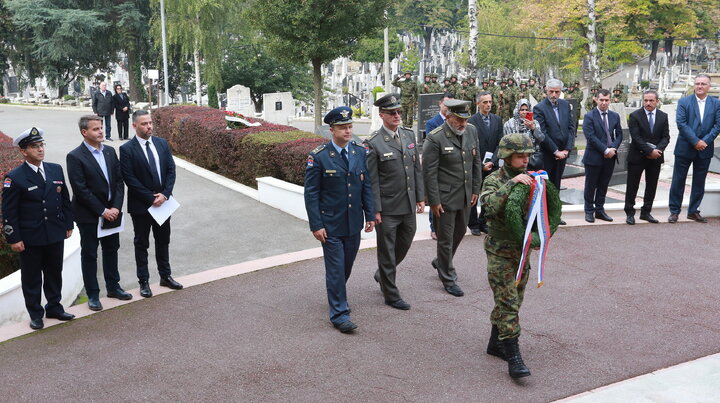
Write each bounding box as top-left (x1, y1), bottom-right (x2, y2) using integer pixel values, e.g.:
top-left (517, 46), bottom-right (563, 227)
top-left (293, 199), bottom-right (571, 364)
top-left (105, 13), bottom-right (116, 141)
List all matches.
top-left (19, 242), bottom-right (65, 320)
top-left (583, 159), bottom-right (616, 213)
top-left (117, 118), bottom-right (129, 140)
top-left (131, 213), bottom-right (172, 282)
top-left (77, 223), bottom-right (121, 298)
top-left (543, 153), bottom-right (567, 189)
top-left (625, 158), bottom-right (662, 215)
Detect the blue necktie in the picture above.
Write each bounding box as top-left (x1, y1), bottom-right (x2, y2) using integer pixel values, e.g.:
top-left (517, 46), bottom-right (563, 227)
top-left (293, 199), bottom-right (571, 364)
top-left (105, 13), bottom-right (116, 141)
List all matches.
top-left (146, 141), bottom-right (162, 191)
top-left (648, 112), bottom-right (654, 132)
top-left (483, 115), bottom-right (490, 127)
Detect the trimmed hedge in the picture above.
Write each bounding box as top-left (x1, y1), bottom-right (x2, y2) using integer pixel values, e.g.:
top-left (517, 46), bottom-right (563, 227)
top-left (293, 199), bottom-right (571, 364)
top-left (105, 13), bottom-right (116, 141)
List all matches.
top-left (0, 131), bottom-right (22, 279)
top-left (152, 106), bottom-right (325, 187)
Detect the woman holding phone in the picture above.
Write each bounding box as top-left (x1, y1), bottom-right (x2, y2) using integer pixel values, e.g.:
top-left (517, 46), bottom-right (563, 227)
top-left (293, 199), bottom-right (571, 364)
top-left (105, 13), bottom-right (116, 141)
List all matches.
top-left (503, 99), bottom-right (545, 170)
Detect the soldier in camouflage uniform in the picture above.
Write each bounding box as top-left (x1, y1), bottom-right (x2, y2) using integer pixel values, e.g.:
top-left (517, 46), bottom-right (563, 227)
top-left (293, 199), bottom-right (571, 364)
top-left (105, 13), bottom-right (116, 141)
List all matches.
top-left (495, 80), bottom-right (513, 122)
top-left (612, 84), bottom-right (627, 105)
top-left (392, 71), bottom-right (418, 127)
top-left (572, 81), bottom-right (584, 104)
top-left (528, 78), bottom-right (544, 101)
top-left (459, 78), bottom-right (477, 114)
top-left (447, 74), bottom-right (461, 97)
top-left (480, 132), bottom-right (536, 379)
top-left (517, 81), bottom-right (530, 100)
top-left (428, 73), bottom-right (444, 93)
top-left (585, 85), bottom-right (599, 113)
top-left (419, 73), bottom-right (432, 94)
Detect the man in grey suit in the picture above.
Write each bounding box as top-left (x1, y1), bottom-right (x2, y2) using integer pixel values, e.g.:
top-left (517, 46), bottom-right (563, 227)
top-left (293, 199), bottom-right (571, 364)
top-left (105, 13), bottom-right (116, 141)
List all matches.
top-left (364, 94), bottom-right (425, 310)
top-left (423, 100), bottom-right (483, 297)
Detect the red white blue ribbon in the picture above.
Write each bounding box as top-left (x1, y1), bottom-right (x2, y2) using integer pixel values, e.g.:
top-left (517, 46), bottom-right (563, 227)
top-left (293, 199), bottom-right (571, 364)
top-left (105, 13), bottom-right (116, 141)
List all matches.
top-left (515, 170), bottom-right (552, 288)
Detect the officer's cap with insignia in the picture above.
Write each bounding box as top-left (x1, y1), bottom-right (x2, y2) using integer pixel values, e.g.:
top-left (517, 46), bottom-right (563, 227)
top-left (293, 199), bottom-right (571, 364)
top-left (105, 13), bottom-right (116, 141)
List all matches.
top-left (324, 106), bottom-right (353, 126)
top-left (444, 99), bottom-right (472, 119)
top-left (14, 127), bottom-right (45, 149)
top-left (374, 93), bottom-right (402, 111)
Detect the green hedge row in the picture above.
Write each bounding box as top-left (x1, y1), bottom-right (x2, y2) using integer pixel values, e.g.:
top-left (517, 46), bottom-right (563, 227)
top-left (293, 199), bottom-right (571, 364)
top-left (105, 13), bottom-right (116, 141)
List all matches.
top-left (152, 106), bottom-right (325, 187)
top-left (0, 131), bottom-right (22, 279)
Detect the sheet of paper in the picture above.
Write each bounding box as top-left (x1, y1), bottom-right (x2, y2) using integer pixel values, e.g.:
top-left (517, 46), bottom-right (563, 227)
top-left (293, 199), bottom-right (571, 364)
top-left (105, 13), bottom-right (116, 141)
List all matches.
top-left (148, 196), bottom-right (180, 226)
top-left (484, 152), bottom-right (493, 163)
top-left (97, 213), bottom-right (125, 238)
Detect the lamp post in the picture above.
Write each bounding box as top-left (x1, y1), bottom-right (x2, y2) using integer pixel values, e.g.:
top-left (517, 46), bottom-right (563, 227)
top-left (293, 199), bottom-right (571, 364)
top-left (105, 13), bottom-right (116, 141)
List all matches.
top-left (160, 0), bottom-right (170, 106)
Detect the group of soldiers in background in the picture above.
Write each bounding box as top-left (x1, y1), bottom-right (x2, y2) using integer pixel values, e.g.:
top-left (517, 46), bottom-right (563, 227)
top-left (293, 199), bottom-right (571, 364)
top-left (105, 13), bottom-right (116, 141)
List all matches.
top-left (393, 72), bottom-right (630, 128)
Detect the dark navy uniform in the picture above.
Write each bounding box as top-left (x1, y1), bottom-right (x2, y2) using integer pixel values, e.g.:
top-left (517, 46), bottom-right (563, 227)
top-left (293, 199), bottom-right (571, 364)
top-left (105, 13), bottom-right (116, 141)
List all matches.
top-left (3, 159), bottom-right (74, 322)
top-left (304, 107), bottom-right (375, 330)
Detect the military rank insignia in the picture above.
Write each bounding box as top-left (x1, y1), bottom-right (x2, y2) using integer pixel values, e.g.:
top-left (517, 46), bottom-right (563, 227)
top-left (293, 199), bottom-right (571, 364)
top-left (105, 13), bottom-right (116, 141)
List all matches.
top-left (3, 178), bottom-right (11, 188)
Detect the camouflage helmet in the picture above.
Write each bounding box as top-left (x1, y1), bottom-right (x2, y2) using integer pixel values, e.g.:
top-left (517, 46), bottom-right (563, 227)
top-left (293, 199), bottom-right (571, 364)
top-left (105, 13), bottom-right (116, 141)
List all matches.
top-left (498, 133), bottom-right (535, 158)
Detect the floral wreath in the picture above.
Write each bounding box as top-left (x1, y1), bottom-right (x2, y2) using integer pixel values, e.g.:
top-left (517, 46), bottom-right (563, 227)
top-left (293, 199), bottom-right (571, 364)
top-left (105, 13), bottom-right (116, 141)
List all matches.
top-left (505, 180), bottom-right (562, 248)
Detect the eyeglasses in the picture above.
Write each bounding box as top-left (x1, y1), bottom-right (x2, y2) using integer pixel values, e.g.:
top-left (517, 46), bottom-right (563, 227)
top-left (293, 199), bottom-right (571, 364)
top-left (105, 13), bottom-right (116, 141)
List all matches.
top-left (382, 110), bottom-right (402, 116)
top-left (28, 143), bottom-right (46, 149)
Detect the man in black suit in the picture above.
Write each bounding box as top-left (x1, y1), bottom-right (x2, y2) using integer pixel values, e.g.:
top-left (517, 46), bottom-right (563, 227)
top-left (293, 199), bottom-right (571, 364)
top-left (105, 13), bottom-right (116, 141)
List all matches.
top-left (2, 128), bottom-right (75, 330)
top-left (120, 110), bottom-right (183, 297)
top-left (92, 82), bottom-right (114, 141)
top-left (625, 90), bottom-right (670, 225)
top-left (67, 115), bottom-right (131, 311)
top-left (112, 84), bottom-right (131, 140)
top-left (581, 89), bottom-right (623, 223)
top-left (467, 91), bottom-right (503, 235)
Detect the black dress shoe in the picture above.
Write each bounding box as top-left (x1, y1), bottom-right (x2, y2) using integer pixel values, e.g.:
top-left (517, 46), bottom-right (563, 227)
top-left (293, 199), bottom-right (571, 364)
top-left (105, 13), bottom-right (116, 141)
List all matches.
top-left (559, 220), bottom-right (567, 225)
top-left (470, 228), bottom-right (482, 236)
top-left (88, 297), bottom-right (103, 311)
top-left (333, 320), bottom-right (358, 333)
top-left (160, 276), bottom-right (183, 290)
top-left (639, 213), bottom-right (658, 223)
top-left (30, 318), bottom-right (44, 330)
top-left (687, 212), bottom-right (708, 223)
top-left (107, 288), bottom-right (132, 300)
top-left (595, 211), bottom-right (613, 222)
top-left (626, 215), bottom-right (635, 225)
top-left (445, 284), bottom-right (464, 297)
top-left (139, 281), bottom-right (153, 298)
top-left (479, 223), bottom-right (489, 233)
top-left (668, 213), bottom-right (678, 223)
top-left (46, 311), bottom-right (75, 321)
top-left (386, 299), bottom-right (411, 310)
top-left (585, 212), bottom-right (595, 223)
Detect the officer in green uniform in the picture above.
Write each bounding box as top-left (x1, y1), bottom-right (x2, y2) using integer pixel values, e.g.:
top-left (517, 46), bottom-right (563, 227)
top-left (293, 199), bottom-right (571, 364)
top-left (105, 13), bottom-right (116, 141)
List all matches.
top-left (480, 132), bottom-right (537, 379)
top-left (392, 71), bottom-right (419, 127)
top-left (423, 100), bottom-right (482, 297)
top-left (364, 94), bottom-right (425, 310)
top-left (428, 73), bottom-right (444, 93)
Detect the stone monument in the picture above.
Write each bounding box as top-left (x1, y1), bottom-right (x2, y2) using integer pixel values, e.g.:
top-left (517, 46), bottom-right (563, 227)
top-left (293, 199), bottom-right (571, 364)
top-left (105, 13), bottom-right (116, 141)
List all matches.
top-left (226, 85), bottom-right (255, 116)
top-left (262, 92), bottom-right (295, 125)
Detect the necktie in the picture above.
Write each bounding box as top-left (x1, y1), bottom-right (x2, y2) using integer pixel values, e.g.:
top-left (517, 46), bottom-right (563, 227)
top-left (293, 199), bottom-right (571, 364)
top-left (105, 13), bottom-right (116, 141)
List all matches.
top-left (340, 148), bottom-right (349, 168)
top-left (553, 103), bottom-right (560, 123)
top-left (648, 112), bottom-right (654, 132)
top-left (145, 141), bottom-right (162, 191)
top-left (37, 167), bottom-right (45, 188)
top-left (483, 115), bottom-right (490, 127)
top-left (602, 112), bottom-right (611, 145)
top-left (394, 132), bottom-right (401, 145)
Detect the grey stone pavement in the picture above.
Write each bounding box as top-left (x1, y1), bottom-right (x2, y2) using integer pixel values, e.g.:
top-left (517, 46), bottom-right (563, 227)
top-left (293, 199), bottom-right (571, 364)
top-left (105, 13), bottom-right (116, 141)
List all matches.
top-left (0, 105), bottom-right (318, 297)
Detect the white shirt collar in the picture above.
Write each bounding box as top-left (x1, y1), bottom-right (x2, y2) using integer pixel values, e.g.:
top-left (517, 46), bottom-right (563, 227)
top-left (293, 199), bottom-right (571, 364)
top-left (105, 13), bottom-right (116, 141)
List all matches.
top-left (383, 125), bottom-right (399, 137)
top-left (696, 95), bottom-right (706, 104)
top-left (25, 161), bottom-right (44, 173)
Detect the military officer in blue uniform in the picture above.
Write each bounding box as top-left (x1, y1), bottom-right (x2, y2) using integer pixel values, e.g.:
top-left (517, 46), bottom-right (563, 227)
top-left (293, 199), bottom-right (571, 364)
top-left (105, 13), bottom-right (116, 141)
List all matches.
top-left (2, 128), bottom-right (76, 330)
top-left (304, 106), bottom-right (375, 333)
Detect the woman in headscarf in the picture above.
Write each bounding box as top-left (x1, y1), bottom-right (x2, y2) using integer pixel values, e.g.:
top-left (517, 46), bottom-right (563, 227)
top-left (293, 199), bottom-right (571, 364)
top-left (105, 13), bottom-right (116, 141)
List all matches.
top-left (503, 98), bottom-right (544, 170)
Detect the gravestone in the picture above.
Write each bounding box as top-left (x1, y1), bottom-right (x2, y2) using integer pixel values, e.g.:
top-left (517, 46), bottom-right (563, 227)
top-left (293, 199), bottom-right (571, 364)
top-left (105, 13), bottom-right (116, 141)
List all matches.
top-left (369, 92), bottom-right (387, 133)
top-left (262, 92), bottom-right (295, 125)
top-left (608, 102), bottom-right (631, 186)
top-left (417, 93), bottom-right (444, 145)
top-left (226, 85), bottom-right (255, 116)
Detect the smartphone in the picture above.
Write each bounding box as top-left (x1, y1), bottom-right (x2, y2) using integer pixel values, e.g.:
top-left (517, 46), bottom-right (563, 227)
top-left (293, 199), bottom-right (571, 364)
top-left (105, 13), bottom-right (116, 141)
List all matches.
top-left (525, 112), bottom-right (533, 120)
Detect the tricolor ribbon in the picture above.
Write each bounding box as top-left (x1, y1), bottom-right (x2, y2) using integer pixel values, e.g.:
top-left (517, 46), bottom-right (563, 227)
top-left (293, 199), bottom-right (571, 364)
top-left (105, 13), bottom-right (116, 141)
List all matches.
top-left (516, 170), bottom-right (552, 288)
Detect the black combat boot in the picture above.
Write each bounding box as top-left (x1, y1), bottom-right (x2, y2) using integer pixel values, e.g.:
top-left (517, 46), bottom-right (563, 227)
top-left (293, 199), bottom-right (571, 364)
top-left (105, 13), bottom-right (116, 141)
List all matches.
top-left (502, 337), bottom-right (531, 378)
top-left (486, 325), bottom-right (506, 360)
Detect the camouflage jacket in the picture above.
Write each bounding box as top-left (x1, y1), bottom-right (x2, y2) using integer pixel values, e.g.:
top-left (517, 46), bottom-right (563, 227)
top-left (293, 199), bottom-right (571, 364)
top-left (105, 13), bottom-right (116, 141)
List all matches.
top-left (427, 82), bottom-right (444, 93)
top-left (480, 164), bottom-right (526, 247)
top-left (392, 77), bottom-right (418, 102)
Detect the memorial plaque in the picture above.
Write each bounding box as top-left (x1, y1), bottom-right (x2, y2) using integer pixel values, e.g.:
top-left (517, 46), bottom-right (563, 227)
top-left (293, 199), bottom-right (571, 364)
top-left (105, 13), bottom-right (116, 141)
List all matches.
top-left (417, 93), bottom-right (444, 144)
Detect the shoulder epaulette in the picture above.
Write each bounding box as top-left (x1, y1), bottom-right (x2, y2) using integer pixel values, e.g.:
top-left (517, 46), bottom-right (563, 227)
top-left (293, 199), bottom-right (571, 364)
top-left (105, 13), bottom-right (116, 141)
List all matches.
top-left (428, 125), bottom-right (444, 137)
top-left (310, 144), bottom-right (326, 154)
top-left (366, 131), bottom-right (379, 141)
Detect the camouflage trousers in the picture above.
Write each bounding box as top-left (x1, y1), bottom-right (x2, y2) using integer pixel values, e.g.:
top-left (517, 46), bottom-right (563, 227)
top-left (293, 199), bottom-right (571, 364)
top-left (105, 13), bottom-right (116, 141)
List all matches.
top-left (401, 103), bottom-right (414, 127)
top-left (485, 235), bottom-right (531, 340)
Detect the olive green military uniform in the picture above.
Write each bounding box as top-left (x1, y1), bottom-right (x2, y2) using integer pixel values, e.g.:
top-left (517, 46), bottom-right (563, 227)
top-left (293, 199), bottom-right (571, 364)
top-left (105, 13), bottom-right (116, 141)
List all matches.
top-left (392, 75), bottom-right (419, 127)
top-left (528, 84), bottom-right (544, 102)
top-left (365, 124), bottom-right (424, 304)
top-left (419, 74), bottom-right (433, 95)
top-left (495, 85), bottom-right (513, 122)
top-left (447, 75), bottom-right (461, 98)
top-left (427, 74), bottom-right (444, 93)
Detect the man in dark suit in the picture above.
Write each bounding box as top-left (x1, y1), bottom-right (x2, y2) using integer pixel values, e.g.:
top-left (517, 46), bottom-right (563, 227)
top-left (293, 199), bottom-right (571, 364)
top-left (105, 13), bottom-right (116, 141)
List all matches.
top-left (581, 89), bottom-right (623, 222)
top-left (423, 100), bottom-right (483, 297)
top-left (364, 94), bottom-right (424, 311)
top-left (625, 90), bottom-right (670, 225)
top-left (534, 79), bottom-right (575, 191)
top-left (467, 91), bottom-right (503, 235)
top-left (112, 84), bottom-right (131, 140)
top-left (92, 82), bottom-right (114, 141)
top-left (120, 110), bottom-right (183, 298)
top-left (304, 106), bottom-right (375, 333)
top-left (67, 115), bottom-right (131, 311)
top-left (668, 74), bottom-right (720, 223)
top-left (2, 128), bottom-right (75, 330)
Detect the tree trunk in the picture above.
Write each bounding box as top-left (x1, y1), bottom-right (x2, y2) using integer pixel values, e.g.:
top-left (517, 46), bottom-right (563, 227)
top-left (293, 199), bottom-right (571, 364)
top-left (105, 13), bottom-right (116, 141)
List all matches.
top-left (649, 39), bottom-right (659, 65)
top-left (468, 0), bottom-right (478, 77)
top-left (312, 58), bottom-right (323, 132)
top-left (585, 0), bottom-right (601, 87)
top-left (127, 47), bottom-right (139, 102)
top-left (194, 45), bottom-right (202, 106)
top-left (664, 39), bottom-right (673, 58)
top-left (423, 26), bottom-right (433, 74)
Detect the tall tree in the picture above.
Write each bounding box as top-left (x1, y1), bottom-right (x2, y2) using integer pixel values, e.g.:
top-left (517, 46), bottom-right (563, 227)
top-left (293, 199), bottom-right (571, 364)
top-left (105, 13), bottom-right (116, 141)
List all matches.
top-left (249, 0), bottom-right (388, 130)
top-left (112, 0), bottom-right (153, 102)
top-left (467, 0), bottom-right (478, 77)
top-left (586, 0), bottom-right (600, 87)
